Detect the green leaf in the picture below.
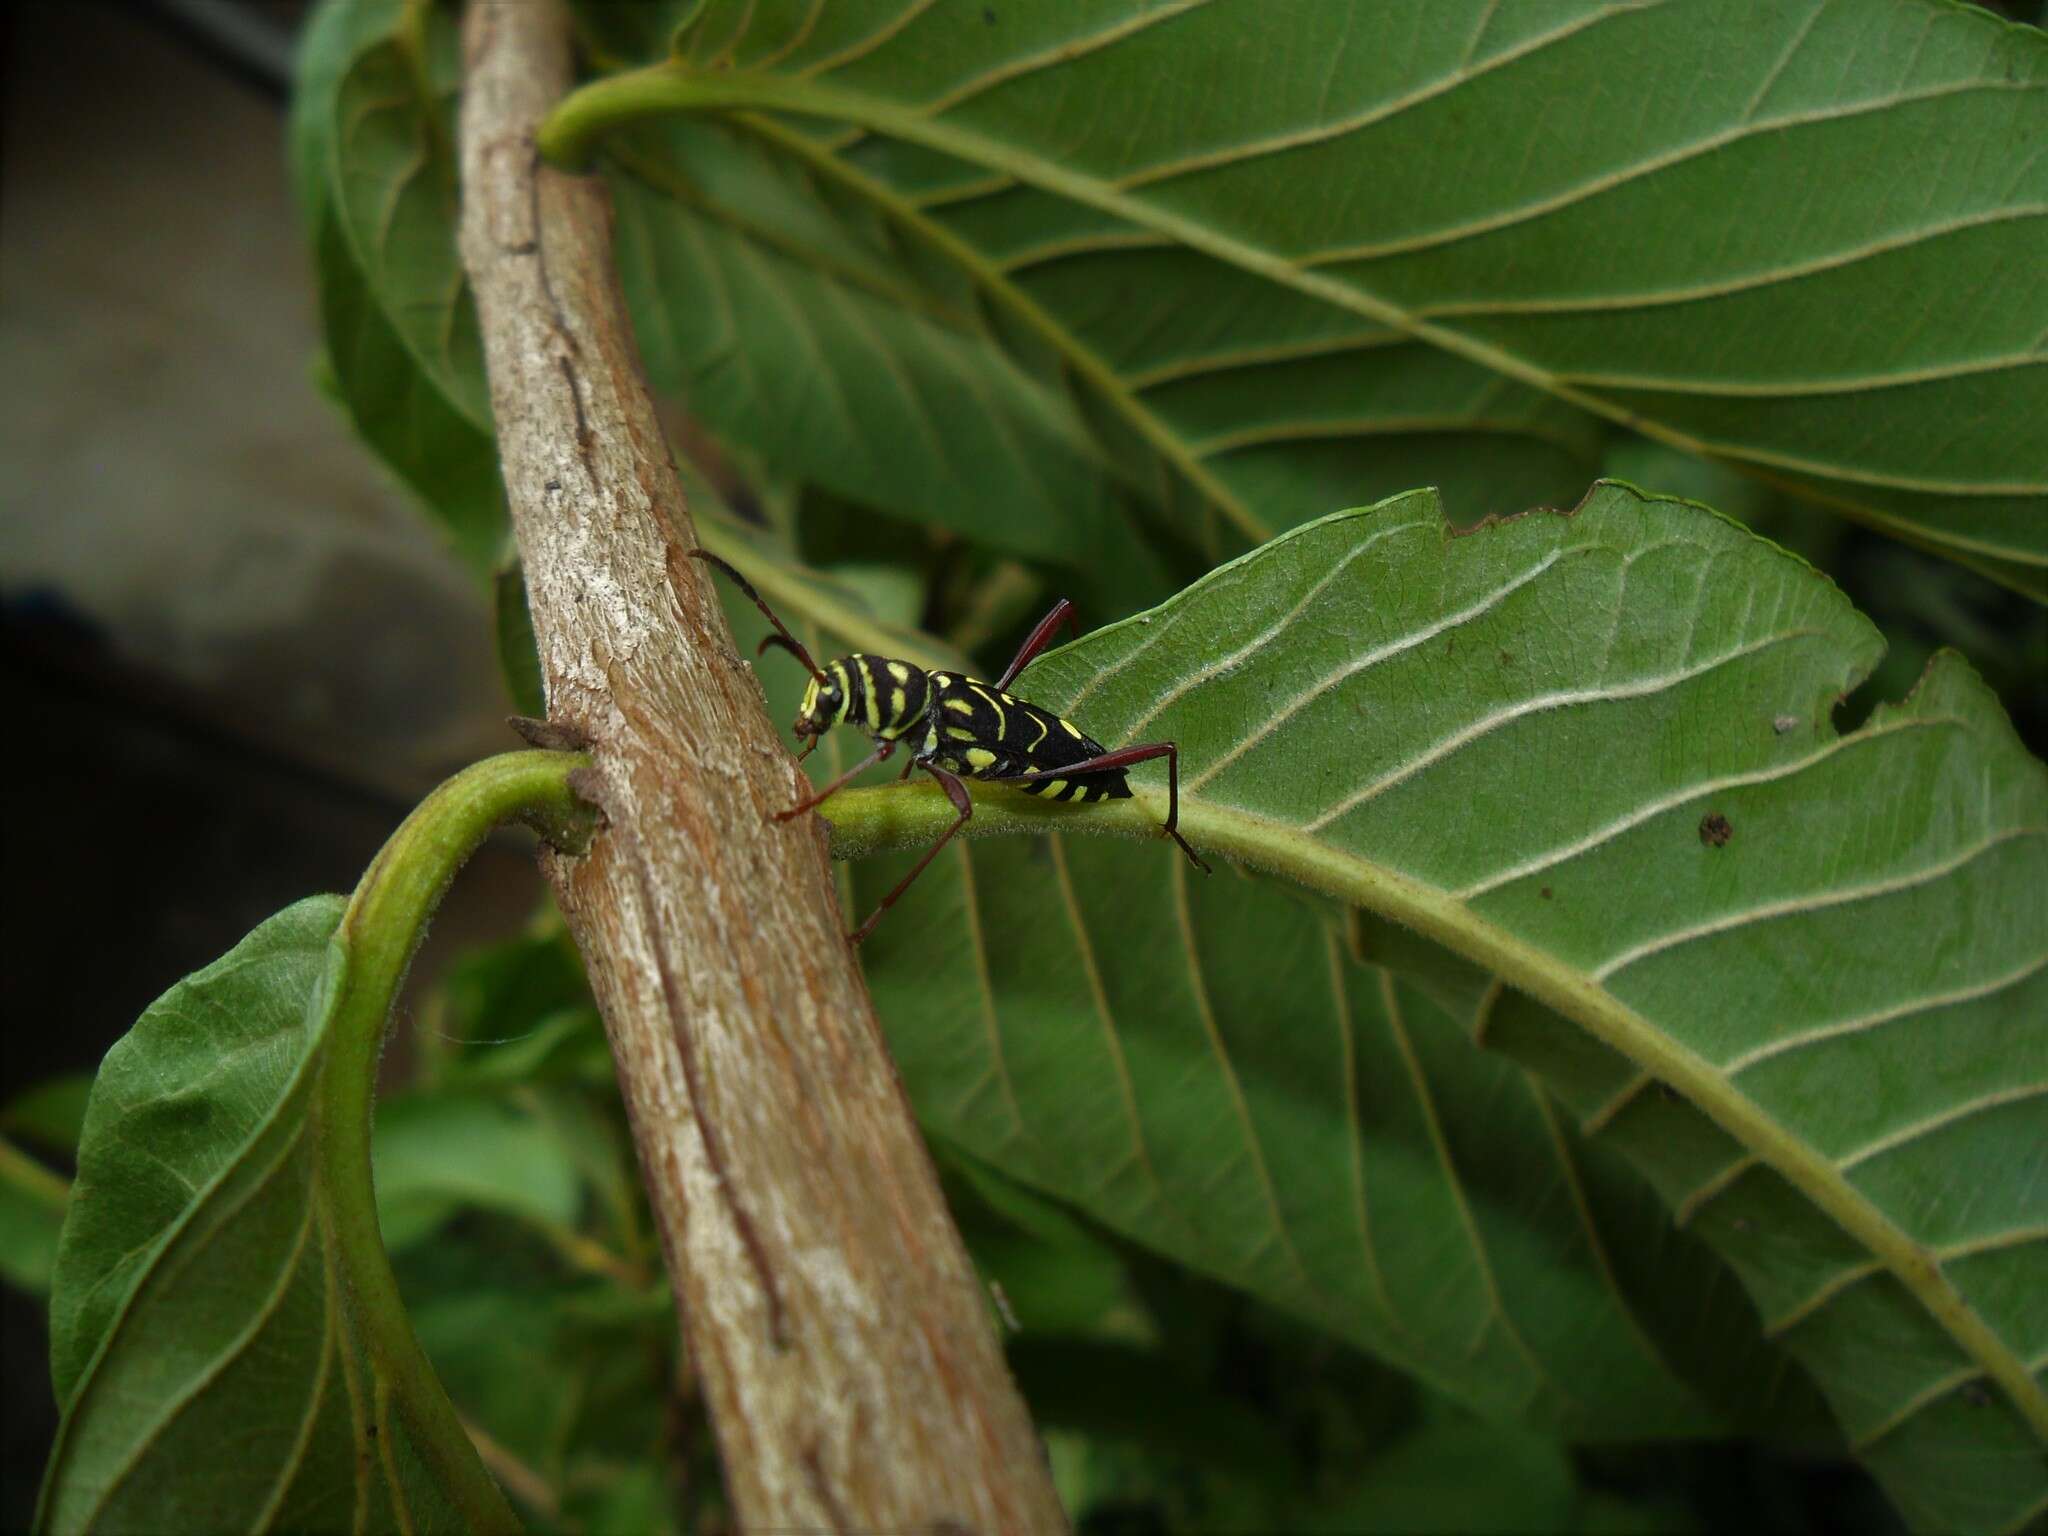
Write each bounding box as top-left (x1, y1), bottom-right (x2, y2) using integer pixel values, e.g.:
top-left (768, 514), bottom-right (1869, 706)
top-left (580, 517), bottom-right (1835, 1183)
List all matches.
top-left (288, 0), bottom-right (404, 227)
top-left (605, 116), bottom-right (1183, 605)
top-left (41, 900), bottom-right (481, 1532)
top-left (860, 833), bottom-right (1817, 1442)
top-left (0, 1137), bottom-right (68, 1296)
top-left (696, 490), bottom-right (1832, 1445)
top-left (494, 558), bottom-right (548, 717)
top-left (323, 0), bottom-right (486, 434)
top-left (2, 1074), bottom-right (94, 1159)
top-left (41, 754), bottom-right (592, 1532)
top-left (824, 481), bottom-right (2046, 1531)
top-left (550, 0), bottom-right (2048, 594)
top-left (1301, 1400), bottom-right (1580, 1536)
top-left (392, 1224), bottom-right (677, 1533)
top-left (317, 205), bottom-right (507, 576)
top-left (296, 0), bottom-right (506, 578)
top-left (372, 1093), bottom-right (584, 1252)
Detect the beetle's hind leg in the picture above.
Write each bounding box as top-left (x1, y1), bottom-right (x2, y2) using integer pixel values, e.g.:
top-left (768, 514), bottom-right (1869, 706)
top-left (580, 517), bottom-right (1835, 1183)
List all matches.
top-left (1000, 741), bottom-right (1211, 874)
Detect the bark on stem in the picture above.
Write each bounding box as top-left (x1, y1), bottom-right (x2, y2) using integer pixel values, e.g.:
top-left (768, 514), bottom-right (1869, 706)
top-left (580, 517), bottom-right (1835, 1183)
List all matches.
top-left (456, 3), bottom-right (1067, 1529)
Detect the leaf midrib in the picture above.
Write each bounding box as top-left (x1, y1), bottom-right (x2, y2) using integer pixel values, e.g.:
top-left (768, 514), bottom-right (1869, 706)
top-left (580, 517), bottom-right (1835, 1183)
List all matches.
top-left (822, 779), bottom-right (2048, 1445)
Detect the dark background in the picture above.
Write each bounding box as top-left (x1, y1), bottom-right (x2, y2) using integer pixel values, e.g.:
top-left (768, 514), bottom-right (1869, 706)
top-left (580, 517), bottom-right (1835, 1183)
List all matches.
top-left (2, 3), bottom-right (537, 1522)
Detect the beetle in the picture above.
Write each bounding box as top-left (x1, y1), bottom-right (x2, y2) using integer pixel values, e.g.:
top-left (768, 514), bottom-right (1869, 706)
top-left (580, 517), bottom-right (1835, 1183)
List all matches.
top-left (692, 551), bottom-right (1210, 943)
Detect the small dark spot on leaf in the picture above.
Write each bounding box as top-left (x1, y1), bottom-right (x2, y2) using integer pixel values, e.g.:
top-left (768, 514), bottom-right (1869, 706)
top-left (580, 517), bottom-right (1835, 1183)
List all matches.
top-left (1498, 648), bottom-right (1514, 666)
top-left (1658, 1082), bottom-right (1682, 1103)
top-left (1699, 812), bottom-right (1732, 848)
top-left (1961, 1381), bottom-right (1992, 1408)
top-left (1539, 886), bottom-right (1553, 900)
top-left (982, 5), bottom-right (997, 22)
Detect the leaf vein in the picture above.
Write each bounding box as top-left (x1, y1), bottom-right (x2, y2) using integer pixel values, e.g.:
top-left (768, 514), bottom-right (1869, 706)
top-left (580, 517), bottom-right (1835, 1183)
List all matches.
top-left (1190, 546), bottom-right (1573, 793)
top-left (1114, 4), bottom-right (1636, 193)
top-left (1300, 79), bottom-right (2040, 267)
top-left (1306, 626), bottom-right (1827, 833)
top-left (1594, 825), bottom-right (2048, 981)
top-left (1834, 1080), bottom-right (2048, 1175)
top-left (1723, 951), bottom-right (2048, 1077)
top-left (1114, 515), bottom-right (1433, 744)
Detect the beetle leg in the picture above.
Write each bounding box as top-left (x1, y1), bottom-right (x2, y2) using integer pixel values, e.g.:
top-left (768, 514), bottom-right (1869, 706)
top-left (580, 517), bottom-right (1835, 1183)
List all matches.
top-left (1002, 742), bottom-right (1210, 873)
top-left (775, 738), bottom-right (892, 822)
top-left (993, 598), bottom-right (1078, 691)
top-left (848, 763), bottom-right (973, 945)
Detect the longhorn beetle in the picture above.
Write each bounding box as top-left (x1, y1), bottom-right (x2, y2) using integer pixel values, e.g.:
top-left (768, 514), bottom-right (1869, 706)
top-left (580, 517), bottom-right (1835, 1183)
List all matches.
top-left (692, 551), bottom-right (1211, 944)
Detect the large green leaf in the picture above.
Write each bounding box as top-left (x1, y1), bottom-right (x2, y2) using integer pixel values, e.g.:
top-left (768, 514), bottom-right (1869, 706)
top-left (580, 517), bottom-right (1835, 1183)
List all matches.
top-left (322, 0), bottom-right (486, 435)
top-left (813, 482), bottom-right (2046, 1531)
top-left (40, 754), bottom-right (590, 1532)
top-left (316, 206), bottom-right (507, 576)
top-left (40, 900), bottom-right (482, 1532)
top-left (371, 1092), bottom-right (584, 1253)
top-left (704, 501), bottom-right (1831, 1447)
top-left (295, 0), bottom-right (506, 577)
top-left (552, 0), bottom-right (2048, 596)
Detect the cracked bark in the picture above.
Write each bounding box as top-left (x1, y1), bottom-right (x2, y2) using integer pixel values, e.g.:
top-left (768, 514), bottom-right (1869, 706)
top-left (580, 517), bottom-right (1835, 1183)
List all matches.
top-left (456, 2), bottom-right (1068, 1529)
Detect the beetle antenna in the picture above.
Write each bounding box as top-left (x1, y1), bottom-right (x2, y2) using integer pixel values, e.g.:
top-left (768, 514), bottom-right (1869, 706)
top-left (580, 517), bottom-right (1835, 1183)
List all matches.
top-left (688, 550), bottom-right (825, 682)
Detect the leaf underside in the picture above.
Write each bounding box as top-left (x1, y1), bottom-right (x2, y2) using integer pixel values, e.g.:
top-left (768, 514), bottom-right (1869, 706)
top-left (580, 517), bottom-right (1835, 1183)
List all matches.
top-left (810, 482), bottom-right (2047, 1532)
top-left (40, 902), bottom-right (475, 1534)
top-left (591, 0), bottom-right (2047, 595)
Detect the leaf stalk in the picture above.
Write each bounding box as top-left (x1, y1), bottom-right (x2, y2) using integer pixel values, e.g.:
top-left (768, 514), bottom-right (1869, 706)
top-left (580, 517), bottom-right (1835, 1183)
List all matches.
top-left (317, 749), bottom-right (594, 1534)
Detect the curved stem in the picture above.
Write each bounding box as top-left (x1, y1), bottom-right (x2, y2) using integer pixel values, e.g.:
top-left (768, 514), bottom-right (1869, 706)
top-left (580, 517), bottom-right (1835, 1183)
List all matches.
top-left (318, 750), bottom-right (594, 1534)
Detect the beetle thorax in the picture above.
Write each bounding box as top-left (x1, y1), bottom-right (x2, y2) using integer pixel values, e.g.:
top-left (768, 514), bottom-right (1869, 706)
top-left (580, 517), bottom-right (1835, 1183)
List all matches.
top-left (817, 654), bottom-right (932, 744)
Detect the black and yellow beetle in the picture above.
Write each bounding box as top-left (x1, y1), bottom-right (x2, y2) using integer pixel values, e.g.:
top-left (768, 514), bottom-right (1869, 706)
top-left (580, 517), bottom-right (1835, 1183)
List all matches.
top-left (692, 551), bottom-right (1210, 942)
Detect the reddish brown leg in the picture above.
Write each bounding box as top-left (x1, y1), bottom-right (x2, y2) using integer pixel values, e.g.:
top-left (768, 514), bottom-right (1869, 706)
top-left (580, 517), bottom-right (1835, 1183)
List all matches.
top-left (848, 763), bottom-right (973, 945)
top-left (897, 753), bottom-right (918, 781)
top-left (1002, 742), bottom-right (1211, 874)
top-left (775, 739), bottom-right (892, 822)
top-left (994, 598), bottom-right (1077, 691)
